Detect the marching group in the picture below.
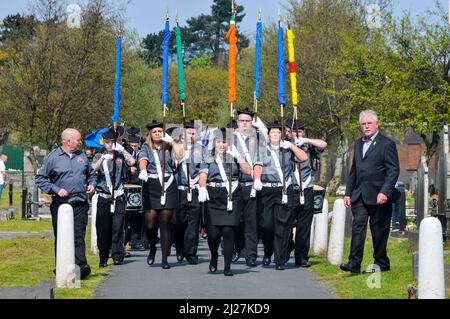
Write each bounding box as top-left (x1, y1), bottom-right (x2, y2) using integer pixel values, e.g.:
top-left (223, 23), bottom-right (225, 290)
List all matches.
top-left (36, 108), bottom-right (400, 279)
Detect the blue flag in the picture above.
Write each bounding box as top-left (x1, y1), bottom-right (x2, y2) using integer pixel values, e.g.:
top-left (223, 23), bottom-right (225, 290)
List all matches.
top-left (85, 127), bottom-right (110, 148)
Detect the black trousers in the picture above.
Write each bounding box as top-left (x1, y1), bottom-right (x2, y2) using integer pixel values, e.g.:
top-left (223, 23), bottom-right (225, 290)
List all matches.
top-left (96, 196), bottom-right (126, 263)
top-left (173, 190), bottom-right (202, 258)
top-left (294, 187), bottom-right (315, 264)
top-left (260, 188), bottom-right (293, 265)
top-left (234, 186), bottom-right (258, 260)
top-left (348, 198), bottom-right (392, 269)
top-left (128, 211), bottom-right (146, 247)
top-left (50, 201), bottom-right (89, 266)
top-left (207, 225), bottom-right (235, 270)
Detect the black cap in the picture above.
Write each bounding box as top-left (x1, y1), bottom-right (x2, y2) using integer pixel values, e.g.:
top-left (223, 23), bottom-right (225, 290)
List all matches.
top-left (166, 127), bottom-right (178, 136)
top-left (102, 130), bottom-right (116, 140)
top-left (108, 126), bottom-right (125, 137)
top-left (237, 108), bottom-right (255, 117)
top-left (184, 120), bottom-right (196, 129)
top-left (213, 128), bottom-right (229, 141)
top-left (226, 120), bottom-right (238, 129)
top-left (146, 120), bottom-right (163, 131)
top-left (288, 120), bottom-right (305, 130)
top-left (267, 121), bottom-right (282, 131)
top-left (128, 135), bottom-right (141, 143)
top-left (127, 127), bottom-right (141, 135)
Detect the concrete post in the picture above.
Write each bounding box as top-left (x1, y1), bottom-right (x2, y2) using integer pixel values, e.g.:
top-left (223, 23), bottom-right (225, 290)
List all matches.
top-left (418, 217), bottom-right (445, 299)
top-left (313, 199), bottom-right (328, 256)
top-left (310, 215), bottom-right (316, 250)
top-left (56, 204), bottom-right (76, 289)
top-left (327, 199), bottom-right (346, 265)
top-left (90, 194), bottom-right (99, 255)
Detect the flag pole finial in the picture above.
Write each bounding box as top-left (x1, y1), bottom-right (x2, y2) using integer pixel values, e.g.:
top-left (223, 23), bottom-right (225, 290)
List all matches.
top-left (258, 8), bottom-right (262, 21)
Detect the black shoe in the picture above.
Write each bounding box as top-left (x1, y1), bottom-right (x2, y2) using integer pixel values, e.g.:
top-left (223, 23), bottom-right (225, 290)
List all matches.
top-left (147, 250), bottom-right (156, 266)
top-left (80, 264), bottom-right (91, 280)
top-left (99, 262), bottom-right (108, 268)
top-left (113, 260), bottom-right (123, 266)
top-left (295, 261), bottom-right (312, 268)
top-left (176, 251), bottom-right (184, 263)
top-left (162, 261), bottom-right (171, 270)
top-left (262, 256), bottom-right (271, 266)
top-left (363, 265), bottom-right (390, 273)
top-left (340, 263), bottom-right (361, 274)
top-left (231, 250), bottom-right (241, 263)
top-left (186, 256), bottom-right (199, 265)
top-left (275, 264), bottom-right (285, 271)
top-left (245, 259), bottom-right (257, 267)
top-left (209, 258), bottom-right (218, 273)
top-left (224, 268), bottom-right (234, 277)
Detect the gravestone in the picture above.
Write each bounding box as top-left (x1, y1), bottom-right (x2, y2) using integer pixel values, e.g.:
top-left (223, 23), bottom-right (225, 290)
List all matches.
top-left (415, 156), bottom-right (429, 226)
top-left (436, 126), bottom-right (450, 238)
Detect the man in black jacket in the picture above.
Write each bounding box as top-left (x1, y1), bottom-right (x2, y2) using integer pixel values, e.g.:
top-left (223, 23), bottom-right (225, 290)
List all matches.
top-left (341, 110), bottom-right (400, 274)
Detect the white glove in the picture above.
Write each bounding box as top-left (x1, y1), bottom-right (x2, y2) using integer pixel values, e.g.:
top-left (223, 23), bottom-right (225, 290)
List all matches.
top-left (253, 179), bottom-right (263, 191)
top-left (281, 140), bottom-right (292, 150)
top-left (102, 154), bottom-right (113, 161)
top-left (198, 187), bottom-right (210, 202)
top-left (295, 137), bottom-right (307, 147)
top-left (226, 145), bottom-right (241, 160)
top-left (160, 134), bottom-right (174, 144)
top-left (138, 170), bottom-right (149, 182)
top-left (252, 117), bottom-right (266, 130)
top-left (112, 143), bottom-right (125, 153)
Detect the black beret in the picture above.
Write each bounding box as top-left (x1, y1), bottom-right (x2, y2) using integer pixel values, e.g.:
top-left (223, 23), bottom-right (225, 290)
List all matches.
top-left (267, 121), bottom-right (282, 131)
top-left (237, 108), bottom-right (255, 117)
top-left (286, 120), bottom-right (305, 130)
top-left (226, 120), bottom-right (238, 129)
top-left (127, 127), bottom-right (141, 135)
top-left (146, 120), bottom-right (163, 131)
top-left (128, 135), bottom-right (141, 143)
top-left (213, 128), bottom-right (229, 141)
top-left (102, 130), bottom-right (116, 140)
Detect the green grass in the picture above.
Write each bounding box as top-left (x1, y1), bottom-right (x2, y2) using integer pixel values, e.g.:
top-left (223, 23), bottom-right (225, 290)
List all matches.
top-left (308, 237), bottom-right (414, 299)
top-left (0, 217), bottom-right (53, 232)
top-left (0, 188), bottom-right (23, 209)
top-left (0, 221), bottom-right (111, 299)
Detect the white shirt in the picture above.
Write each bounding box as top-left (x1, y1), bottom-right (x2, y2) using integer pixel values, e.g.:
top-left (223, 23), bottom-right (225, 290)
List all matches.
top-left (362, 131), bottom-right (379, 158)
top-left (0, 160), bottom-right (5, 185)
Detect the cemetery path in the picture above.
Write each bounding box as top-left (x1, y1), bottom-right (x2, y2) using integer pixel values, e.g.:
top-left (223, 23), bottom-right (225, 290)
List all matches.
top-left (94, 239), bottom-right (337, 299)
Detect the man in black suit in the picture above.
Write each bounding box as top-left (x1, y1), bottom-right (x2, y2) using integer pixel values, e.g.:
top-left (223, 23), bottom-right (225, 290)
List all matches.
top-left (340, 110), bottom-right (400, 274)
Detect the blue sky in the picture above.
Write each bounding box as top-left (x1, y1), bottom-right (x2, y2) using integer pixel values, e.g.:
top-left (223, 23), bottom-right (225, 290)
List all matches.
top-left (0, 0), bottom-right (448, 38)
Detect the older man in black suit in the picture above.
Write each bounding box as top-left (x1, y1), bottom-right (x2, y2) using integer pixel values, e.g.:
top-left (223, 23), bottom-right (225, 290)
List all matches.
top-left (340, 110), bottom-right (400, 274)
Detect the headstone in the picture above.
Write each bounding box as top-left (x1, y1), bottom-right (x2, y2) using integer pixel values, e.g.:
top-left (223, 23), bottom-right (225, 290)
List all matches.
top-left (436, 126), bottom-right (450, 238)
top-left (415, 156), bottom-right (429, 226)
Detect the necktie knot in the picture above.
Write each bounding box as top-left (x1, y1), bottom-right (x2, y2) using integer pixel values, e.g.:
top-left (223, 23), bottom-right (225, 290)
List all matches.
top-left (364, 136), bottom-right (372, 143)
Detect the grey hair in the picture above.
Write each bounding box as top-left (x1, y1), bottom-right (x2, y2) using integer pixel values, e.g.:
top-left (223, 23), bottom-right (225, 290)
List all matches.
top-left (359, 110), bottom-right (378, 123)
top-left (61, 128), bottom-right (78, 142)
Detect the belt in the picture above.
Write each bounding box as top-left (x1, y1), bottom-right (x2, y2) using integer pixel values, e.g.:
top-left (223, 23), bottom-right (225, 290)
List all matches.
top-left (240, 182), bottom-right (254, 187)
top-left (291, 184), bottom-right (313, 190)
top-left (262, 182), bottom-right (284, 188)
top-left (178, 185), bottom-right (199, 191)
top-left (148, 173), bottom-right (172, 179)
top-left (207, 182), bottom-right (238, 188)
top-left (97, 192), bottom-right (125, 200)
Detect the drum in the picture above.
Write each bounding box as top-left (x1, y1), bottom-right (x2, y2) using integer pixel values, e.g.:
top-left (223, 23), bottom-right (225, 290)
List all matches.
top-left (313, 185), bottom-right (326, 214)
top-left (124, 184), bottom-right (143, 211)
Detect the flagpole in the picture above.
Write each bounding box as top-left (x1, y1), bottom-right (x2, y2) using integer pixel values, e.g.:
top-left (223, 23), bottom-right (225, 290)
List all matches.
top-left (226, 0), bottom-right (237, 210)
top-left (161, 12), bottom-right (170, 206)
top-left (287, 18), bottom-right (305, 205)
top-left (111, 30), bottom-right (122, 213)
top-left (278, 12), bottom-right (287, 203)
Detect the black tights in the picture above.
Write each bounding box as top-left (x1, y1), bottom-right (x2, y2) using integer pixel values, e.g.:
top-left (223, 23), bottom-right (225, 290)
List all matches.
top-left (207, 225), bottom-right (234, 270)
top-left (144, 209), bottom-right (172, 262)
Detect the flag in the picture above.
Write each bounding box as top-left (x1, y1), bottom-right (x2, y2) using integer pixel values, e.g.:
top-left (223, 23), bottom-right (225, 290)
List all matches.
top-left (278, 23), bottom-right (286, 107)
top-left (254, 19), bottom-right (262, 101)
top-left (287, 27), bottom-right (299, 106)
top-left (226, 15), bottom-right (237, 103)
top-left (112, 35), bottom-right (122, 124)
top-left (85, 127), bottom-right (110, 148)
top-left (162, 19), bottom-right (171, 106)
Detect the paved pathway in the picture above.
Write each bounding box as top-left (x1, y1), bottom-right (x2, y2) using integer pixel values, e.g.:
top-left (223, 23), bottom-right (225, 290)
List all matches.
top-left (95, 239), bottom-right (337, 299)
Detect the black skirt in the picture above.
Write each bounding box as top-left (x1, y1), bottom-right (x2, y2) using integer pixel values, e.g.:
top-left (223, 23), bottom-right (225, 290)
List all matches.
top-left (142, 176), bottom-right (179, 210)
top-left (204, 186), bottom-right (241, 226)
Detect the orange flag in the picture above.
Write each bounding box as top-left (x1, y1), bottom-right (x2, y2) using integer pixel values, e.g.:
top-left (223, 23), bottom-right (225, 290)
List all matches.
top-left (226, 16), bottom-right (237, 103)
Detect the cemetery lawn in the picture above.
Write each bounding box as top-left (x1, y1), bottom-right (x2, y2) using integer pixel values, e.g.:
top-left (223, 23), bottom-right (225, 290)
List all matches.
top-left (309, 237), bottom-right (414, 299)
top-left (0, 222), bottom-right (110, 299)
top-left (0, 217), bottom-right (52, 232)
